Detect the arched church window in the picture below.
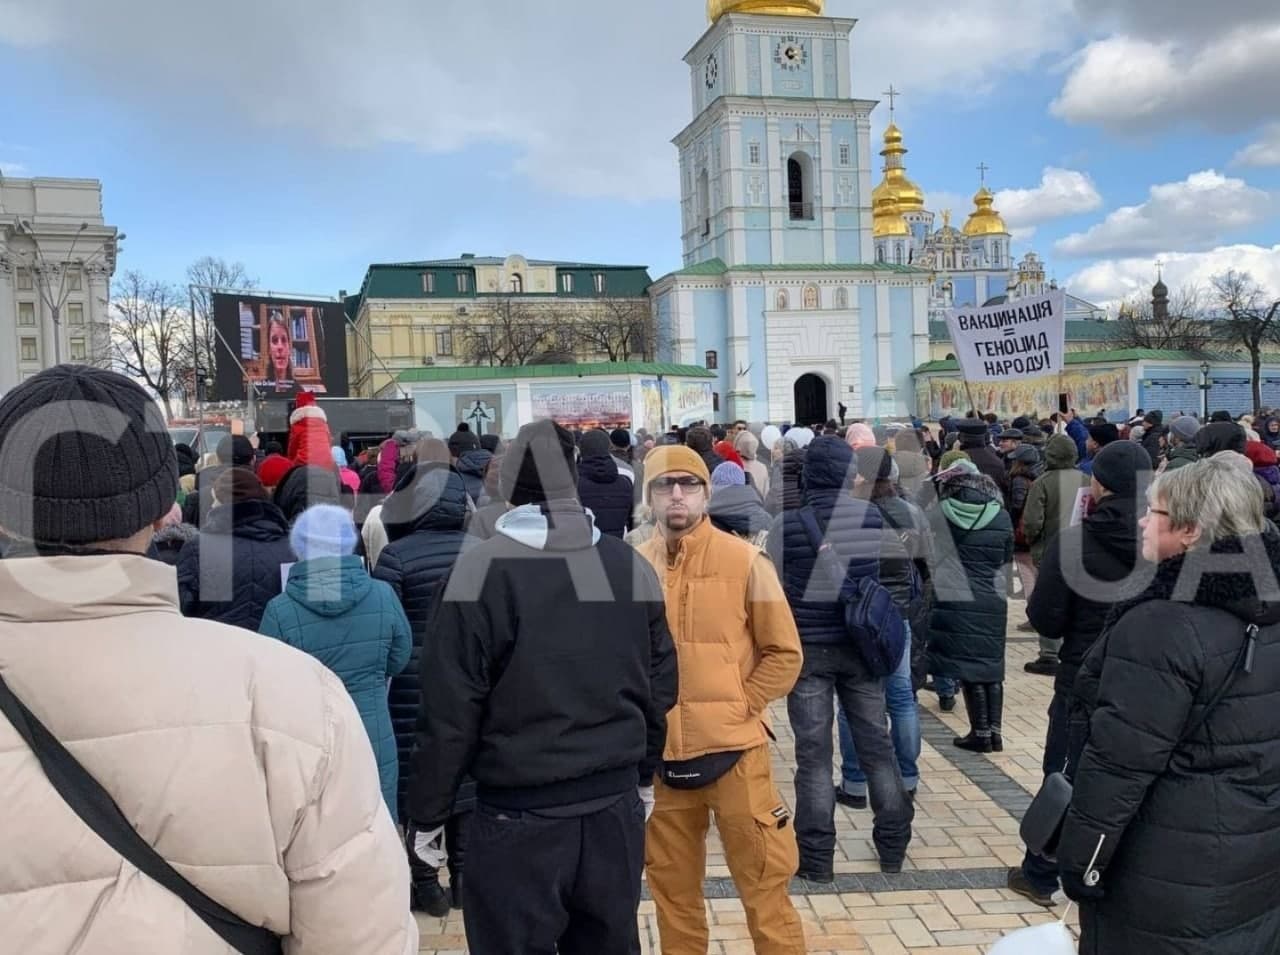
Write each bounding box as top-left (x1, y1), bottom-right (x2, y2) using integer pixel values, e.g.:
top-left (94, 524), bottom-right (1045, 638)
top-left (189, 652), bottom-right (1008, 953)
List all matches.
top-left (835, 287), bottom-right (849, 309)
top-left (992, 243), bottom-right (1002, 268)
top-left (776, 289), bottom-right (789, 311)
top-left (894, 245), bottom-right (903, 265)
top-left (787, 153), bottom-right (814, 221)
top-left (876, 246), bottom-right (885, 264)
top-left (510, 273), bottom-right (523, 293)
top-left (803, 285), bottom-right (819, 309)
top-left (705, 349), bottom-right (718, 370)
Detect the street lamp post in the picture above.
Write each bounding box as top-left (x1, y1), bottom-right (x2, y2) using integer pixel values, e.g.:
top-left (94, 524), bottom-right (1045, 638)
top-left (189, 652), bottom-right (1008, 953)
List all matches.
top-left (1199, 361), bottom-right (1212, 421)
top-left (12, 220), bottom-right (124, 368)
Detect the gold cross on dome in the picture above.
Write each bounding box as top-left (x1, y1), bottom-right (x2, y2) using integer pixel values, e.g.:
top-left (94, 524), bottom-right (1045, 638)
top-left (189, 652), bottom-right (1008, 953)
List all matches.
top-left (977, 161), bottom-right (990, 185)
top-left (882, 84), bottom-right (900, 119)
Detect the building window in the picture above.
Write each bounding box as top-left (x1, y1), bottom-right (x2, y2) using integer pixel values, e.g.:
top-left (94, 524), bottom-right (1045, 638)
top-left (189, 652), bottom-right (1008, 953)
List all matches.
top-left (894, 245), bottom-right (904, 265)
top-left (705, 349), bottom-right (718, 370)
top-left (876, 246), bottom-right (885, 263)
top-left (992, 243), bottom-right (1002, 268)
top-left (803, 285), bottom-right (819, 309)
top-left (839, 142), bottom-right (851, 166)
top-left (713, 392), bottom-right (721, 413)
top-left (67, 303), bottom-right (84, 325)
top-left (435, 328), bottom-right (454, 357)
top-left (776, 289), bottom-right (788, 310)
top-left (18, 302), bottom-right (35, 326)
top-left (748, 141), bottom-right (761, 165)
top-left (835, 287), bottom-right (849, 309)
top-left (456, 273), bottom-right (470, 293)
top-left (66, 268), bottom-right (82, 291)
top-left (560, 273), bottom-right (574, 293)
top-left (697, 168), bottom-right (710, 237)
top-left (510, 273), bottom-right (523, 294)
top-left (20, 337), bottom-right (38, 362)
top-left (593, 272), bottom-right (606, 294)
top-left (787, 152), bottom-right (814, 220)
top-left (69, 338), bottom-right (86, 361)
top-left (16, 269), bottom-right (33, 291)
top-left (422, 272), bottom-right (436, 293)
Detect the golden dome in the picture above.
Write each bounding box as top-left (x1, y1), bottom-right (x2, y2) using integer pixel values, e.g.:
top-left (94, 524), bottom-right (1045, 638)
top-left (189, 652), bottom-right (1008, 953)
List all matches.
top-left (962, 185), bottom-right (1008, 236)
top-left (708, 0), bottom-right (824, 21)
top-left (877, 123), bottom-right (925, 214)
top-left (872, 188), bottom-right (910, 238)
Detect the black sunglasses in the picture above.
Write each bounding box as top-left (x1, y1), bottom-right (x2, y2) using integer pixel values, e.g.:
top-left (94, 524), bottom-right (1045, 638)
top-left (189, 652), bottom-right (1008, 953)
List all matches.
top-left (651, 475), bottom-right (706, 493)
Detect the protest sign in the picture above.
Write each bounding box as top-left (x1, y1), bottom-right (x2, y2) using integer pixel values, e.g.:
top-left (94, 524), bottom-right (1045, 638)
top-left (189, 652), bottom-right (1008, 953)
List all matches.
top-left (944, 290), bottom-right (1067, 383)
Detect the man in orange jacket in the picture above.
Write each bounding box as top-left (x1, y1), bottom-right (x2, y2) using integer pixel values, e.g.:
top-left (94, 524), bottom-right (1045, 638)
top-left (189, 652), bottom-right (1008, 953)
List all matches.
top-left (636, 444), bottom-right (806, 955)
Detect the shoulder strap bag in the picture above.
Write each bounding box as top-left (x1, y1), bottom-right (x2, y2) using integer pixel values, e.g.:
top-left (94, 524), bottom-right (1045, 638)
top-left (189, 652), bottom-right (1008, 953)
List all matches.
top-left (1022, 622), bottom-right (1259, 861)
top-left (0, 673), bottom-right (283, 955)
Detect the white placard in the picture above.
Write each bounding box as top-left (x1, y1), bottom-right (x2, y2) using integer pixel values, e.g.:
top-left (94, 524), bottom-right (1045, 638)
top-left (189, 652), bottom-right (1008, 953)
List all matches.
top-left (944, 290), bottom-right (1067, 382)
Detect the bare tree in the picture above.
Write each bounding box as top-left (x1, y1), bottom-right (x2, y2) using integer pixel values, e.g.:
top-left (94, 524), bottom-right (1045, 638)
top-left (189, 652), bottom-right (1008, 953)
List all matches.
top-left (1112, 284), bottom-right (1213, 351)
top-left (460, 296), bottom-right (554, 366)
top-left (575, 296), bottom-right (662, 362)
top-left (109, 271), bottom-right (190, 420)
top-left (184, 256), bottom-right (257, 397)
top-left (1213, 269), bottom-right (1280, 413)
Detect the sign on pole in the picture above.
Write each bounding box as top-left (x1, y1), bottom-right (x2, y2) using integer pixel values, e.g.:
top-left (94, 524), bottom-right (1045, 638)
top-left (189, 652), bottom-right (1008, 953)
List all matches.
top-left (944, 290), bottom-right (1067, 382)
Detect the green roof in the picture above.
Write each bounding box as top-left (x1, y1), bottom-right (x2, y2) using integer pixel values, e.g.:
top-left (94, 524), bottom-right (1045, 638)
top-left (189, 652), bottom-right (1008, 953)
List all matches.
top-left (346, 257), bottom-right (653, 321)
top-left (913, 348), bottom-right (1280, 375)
top-left (929, 320), bottom-right (1124, 343)
top-left (397, 362), bottom-right (715, 384)
top-left (672, 257), bottom-right (928, 277)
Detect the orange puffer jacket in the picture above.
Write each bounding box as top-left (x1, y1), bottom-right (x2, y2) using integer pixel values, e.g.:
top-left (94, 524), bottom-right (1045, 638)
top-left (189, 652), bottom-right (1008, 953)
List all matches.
top-left (638, 516), bottom-right (801, 761)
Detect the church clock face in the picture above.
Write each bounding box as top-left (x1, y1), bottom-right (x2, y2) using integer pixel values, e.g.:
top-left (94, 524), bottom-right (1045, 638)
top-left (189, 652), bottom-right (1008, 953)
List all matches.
top-left (774, 35), bottom-right (808, 71)
top-left (705, 53), bottom-right (719, 90)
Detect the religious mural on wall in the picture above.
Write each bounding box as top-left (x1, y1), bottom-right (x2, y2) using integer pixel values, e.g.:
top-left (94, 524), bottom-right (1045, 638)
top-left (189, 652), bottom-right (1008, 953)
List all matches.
top-left (919, 366), bottom-right (1130, 420)
top-left (530, 383), bottom-right (632, 431)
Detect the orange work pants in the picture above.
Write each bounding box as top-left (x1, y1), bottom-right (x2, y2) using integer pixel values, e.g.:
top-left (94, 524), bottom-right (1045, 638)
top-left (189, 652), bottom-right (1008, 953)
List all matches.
top-left (646, 744), bottom-right (806, 954)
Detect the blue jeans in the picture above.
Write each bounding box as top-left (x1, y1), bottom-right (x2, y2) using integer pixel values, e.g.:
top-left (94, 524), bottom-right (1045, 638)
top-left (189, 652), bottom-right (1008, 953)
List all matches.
top-left (787, 643), bottom-right (914, 871)
top-left (838, 626), bottom-right (921, 794)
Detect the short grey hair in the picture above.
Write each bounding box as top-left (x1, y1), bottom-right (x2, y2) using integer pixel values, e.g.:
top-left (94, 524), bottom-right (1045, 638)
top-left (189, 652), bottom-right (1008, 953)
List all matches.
top-left (1149, 456), bottom-right (1266, 547)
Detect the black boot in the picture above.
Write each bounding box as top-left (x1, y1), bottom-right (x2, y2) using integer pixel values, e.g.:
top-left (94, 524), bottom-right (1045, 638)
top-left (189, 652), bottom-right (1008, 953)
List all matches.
top-left (411, 867), bottom-right (451, 918)
top-left (446, 812), bottom-right (471, 910)
top-left (988, 683), bottom-right (1005, 752)
top-left (953, 683), bottom-right (993, 753)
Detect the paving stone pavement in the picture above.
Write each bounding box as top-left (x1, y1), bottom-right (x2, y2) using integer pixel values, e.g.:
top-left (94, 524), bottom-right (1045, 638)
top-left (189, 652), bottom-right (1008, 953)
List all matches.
top-left (417, 599), bottom-right (1080, 953)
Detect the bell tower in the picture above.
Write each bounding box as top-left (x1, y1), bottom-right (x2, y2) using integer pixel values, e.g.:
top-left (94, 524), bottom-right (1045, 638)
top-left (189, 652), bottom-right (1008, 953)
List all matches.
top-left (675, 2), bottom-right (876, 267)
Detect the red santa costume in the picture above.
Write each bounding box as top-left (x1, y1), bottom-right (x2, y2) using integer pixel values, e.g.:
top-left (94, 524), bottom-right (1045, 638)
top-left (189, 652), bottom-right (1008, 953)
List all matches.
top-left (287, 392), bottom-right (336, 470)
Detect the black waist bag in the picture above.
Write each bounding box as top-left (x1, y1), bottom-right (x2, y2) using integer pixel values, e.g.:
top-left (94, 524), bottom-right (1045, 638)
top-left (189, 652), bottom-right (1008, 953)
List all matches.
top-left (0, 673), bottom-right (283, 955)
top-left (661, 751), bottom-right (743, 790)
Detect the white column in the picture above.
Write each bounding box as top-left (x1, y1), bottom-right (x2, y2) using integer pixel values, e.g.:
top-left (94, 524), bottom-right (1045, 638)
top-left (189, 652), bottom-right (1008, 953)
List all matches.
top-left (87, 262), bottom-right (110, 367)
top-left (726, 281), bottom-right (754, 421)
top-left (0, 257), bottom-right (17, 394)
top-left (856, 111), bottom-right (875, 263)
top-left (874, 281), bottom-right (896, 416)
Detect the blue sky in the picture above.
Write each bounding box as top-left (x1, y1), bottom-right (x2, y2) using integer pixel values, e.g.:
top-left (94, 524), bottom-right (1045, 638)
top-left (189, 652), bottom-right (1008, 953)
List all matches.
top-left (2, 0), bottom-right (1278, 308)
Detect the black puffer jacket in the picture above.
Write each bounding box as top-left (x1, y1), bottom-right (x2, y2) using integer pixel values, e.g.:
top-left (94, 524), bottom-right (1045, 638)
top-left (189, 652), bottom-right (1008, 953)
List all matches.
top-left (176, 499), bottom-right (295, 631)
top-left (577, 454), bottom-right (633, 539)
top-left (1140, 422), bottom-right (1166, 468)
top-left (455, 449), bottom-right (493, 505)
top-left (1060, 530), bottom-right (1280, 955)
top-left (1026, 494), bottom-right (1147, 696)
top-left (708, 485), bottom-right (772, 539)
top-left (372, 464), bottom-right (471, 819)
top-left (958, 434), bottom-right (1009, 493)
top-left (926, 470), bottom-right (1013, 683)
top-left (147, 522), bottom-right (199, 567)
top-left (767, 437), bottom-right (883, 646)
top-left (273, 465), bottom-right (342, 523)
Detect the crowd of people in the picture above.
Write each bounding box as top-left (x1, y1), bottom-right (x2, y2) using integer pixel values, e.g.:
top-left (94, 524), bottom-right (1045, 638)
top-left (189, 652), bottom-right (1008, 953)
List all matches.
top-left (2, 364), bottom-right (1280, 955)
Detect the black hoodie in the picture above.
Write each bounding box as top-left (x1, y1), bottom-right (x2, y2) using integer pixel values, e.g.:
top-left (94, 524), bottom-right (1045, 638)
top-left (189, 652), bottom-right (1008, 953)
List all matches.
top-left (406, 500), bottom-right (678, 825)
top-left (577, 453), bottom-right (633, 539)
top-left (708, 484), bottom-right (772, 538)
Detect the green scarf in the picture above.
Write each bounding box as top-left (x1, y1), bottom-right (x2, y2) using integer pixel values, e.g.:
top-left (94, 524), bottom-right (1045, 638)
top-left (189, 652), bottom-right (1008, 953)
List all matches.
top-left (941, 496), bottom-right (1001, 531)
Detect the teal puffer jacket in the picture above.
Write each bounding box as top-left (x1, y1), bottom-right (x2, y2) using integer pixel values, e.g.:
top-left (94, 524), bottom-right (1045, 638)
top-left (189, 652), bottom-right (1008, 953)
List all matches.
top-left (259, 555), bottom-right (412, 820)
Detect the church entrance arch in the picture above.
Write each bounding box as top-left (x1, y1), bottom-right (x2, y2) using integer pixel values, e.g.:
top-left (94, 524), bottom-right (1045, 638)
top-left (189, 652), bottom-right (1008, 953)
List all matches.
top-left (793, 373), bottom-right (828, 426)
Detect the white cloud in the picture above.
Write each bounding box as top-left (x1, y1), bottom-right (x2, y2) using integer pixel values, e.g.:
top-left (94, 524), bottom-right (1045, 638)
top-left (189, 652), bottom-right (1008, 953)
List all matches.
top-left (0, 0), bottom-right (1076, 203)
top-left (1065, 243), bottom-right (1280, 309)
top-left (995, 167), bottom-right (1101, 232)
top-left (1051, 23), bottom-right (1280, 132)
top-left (1234, 124), bottom-right (1280, 168)
top-left (1054, 170), bottom-right (1272, 258)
